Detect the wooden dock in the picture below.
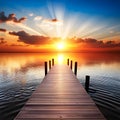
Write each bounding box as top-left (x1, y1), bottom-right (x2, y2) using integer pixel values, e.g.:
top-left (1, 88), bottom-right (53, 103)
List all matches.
top-left (15, 64), bottom-right (106, 120)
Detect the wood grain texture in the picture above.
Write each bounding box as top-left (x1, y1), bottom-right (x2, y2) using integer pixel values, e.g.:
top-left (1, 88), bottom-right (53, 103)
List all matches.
top-left (14, 65), bottom-right (106, 120)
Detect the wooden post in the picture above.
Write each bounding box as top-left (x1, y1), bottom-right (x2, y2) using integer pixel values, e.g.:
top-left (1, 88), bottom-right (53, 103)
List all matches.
top-left (85, 75), bottom-right (90, 92)
top-left (67, 59), bottom-right (69, 66)
top-left (49, 60), bottom-right (51, 70)
top-left (45, 62), bottom-right (47, 75)
top-left (52, 58), bottom-right (54, 66)
top-left (74, 62), bottom-right (77, 75)
top-left (70, 60), bottom-right (72, 70)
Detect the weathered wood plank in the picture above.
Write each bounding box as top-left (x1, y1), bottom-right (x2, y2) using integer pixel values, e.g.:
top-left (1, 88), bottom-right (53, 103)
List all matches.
top-left (14, 64), bottom-right (106, 120)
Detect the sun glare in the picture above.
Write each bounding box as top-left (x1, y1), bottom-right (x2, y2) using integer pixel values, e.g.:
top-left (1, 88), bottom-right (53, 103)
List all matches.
top-left (56, 42), bottom-right (65, 50)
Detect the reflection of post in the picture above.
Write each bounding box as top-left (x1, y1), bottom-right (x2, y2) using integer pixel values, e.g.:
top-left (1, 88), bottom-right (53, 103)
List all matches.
top-left (67, 59), bottom-right (69, 66)
top-left (74, 62), bottom-right (77, 75)
top-left (70, 60), bottom-right (72, 70)
top-left (49, 60), bottom-right (51, 70)
top-left (45, 62), bottom-right (47, 75)
top-left (85, 75), bottom-right (90, 92)
top-left (52, 58), bottom-right (54, 66)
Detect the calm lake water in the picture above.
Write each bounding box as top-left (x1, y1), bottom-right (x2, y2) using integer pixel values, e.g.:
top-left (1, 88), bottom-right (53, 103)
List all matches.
top-left (0, 53), bottom-right (120, 120)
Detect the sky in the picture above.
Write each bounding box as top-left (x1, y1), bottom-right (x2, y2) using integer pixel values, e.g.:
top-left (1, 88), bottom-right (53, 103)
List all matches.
top-left (0, 0), bottom-right (120, 52)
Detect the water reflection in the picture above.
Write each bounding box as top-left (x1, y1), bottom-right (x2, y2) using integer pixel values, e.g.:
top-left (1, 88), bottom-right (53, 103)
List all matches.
top-left (0, 53), bottom-right (120, 71)
top-left (0, 53), bottom-right (120, 82)
top-left (57, 54), bottom-right (64, 64)
top-left (0, 53), bottom-right (120, 120)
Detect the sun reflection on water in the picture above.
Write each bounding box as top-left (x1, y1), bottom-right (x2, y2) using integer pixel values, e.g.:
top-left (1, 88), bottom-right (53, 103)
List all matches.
top-left (0, 53), bottom-right (120, 78)
top-left (57, 54), bottom-right (64, 64)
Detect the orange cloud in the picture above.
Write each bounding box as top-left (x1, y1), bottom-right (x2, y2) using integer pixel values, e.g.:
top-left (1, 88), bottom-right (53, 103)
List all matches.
top-left (0, 38), bottom-right (7, 44)
top-left (1, 28), bottom-right (120, 52)
top-left (69, 37), bottom-right (120, 48)
top-left (51, 18), bottom-right (58, 22)
top-left (0, 28), bottom-right (7, 32)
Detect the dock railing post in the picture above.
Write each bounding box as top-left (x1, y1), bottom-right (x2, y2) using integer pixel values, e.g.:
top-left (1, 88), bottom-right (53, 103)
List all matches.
top-left (52, 58), bottom-right (54, 66)
top-left (67, 59), bottom-right (69, 66)
top-left (85, 75), bottom-right (90, 92)
top-left (49, 60), bottom-right (51, 70)
top-left (74, 62), bottom-right (77, 75)
top-left (70, 60), bottom-right (72, 70)
top-left (45, 61), bottom-right (47, 75)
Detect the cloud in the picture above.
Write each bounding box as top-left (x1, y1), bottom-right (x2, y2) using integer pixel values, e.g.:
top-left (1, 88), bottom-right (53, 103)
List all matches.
top-left (51, 18), bottom-right (58, 22)
top-left (0, 38), bottom-right (4, 40)
top-left (9, 31), bottom-right (50, 45)
top-left (43, 18), bottom-right (63, 25)
top-left (0, 12), bottom-right (26, 24)
top-left (0, 38), bottom-right (7, 44)
top-left (10, 44), bottom-right (29, 47)
top-left (34, 16), bottom-right (42, 21)
top-left (29, 13), bottom-right (34, 17)
top-left (0, 28), bottom-right (7, 32)
top-left (70, 37), bottom-right (120, 48)
top-left (8, 29), bottom-right (120, 48)
top-left (43, 18), bottom-right (58, 23)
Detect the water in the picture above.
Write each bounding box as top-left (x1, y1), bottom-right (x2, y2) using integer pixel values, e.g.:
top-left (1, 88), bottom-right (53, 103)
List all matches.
top-left (0, 53), bottom-right (120, 120)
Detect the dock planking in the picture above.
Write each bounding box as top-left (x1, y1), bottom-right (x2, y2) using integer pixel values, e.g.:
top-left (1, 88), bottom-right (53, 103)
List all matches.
top-left (15, 64), bottom-right (106, 120)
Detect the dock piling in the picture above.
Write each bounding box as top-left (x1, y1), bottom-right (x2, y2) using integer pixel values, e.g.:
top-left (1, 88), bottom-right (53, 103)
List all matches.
top-left (52, 58), bottom-right (54, 66)
top-left (70, 60), bottom-right (72, 70)
top-left (85, 75), bottom-right (90, 92)
top-left (45, 61), bottom-right (47, 75)
top-left (67, 59), bottom-right (69, 66)
top-left (74, 62), bottom-right (77, 75)
top-left (49, 60), bottom-right (51, 70)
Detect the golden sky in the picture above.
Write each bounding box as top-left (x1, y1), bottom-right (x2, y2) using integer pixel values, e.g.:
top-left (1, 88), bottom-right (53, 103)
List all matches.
top-left (0, 0), bottom-right (120, 52)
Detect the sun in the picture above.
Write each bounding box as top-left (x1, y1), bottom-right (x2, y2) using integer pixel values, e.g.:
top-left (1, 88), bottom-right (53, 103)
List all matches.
top-left (56, 42), bottom-right (65, 50)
